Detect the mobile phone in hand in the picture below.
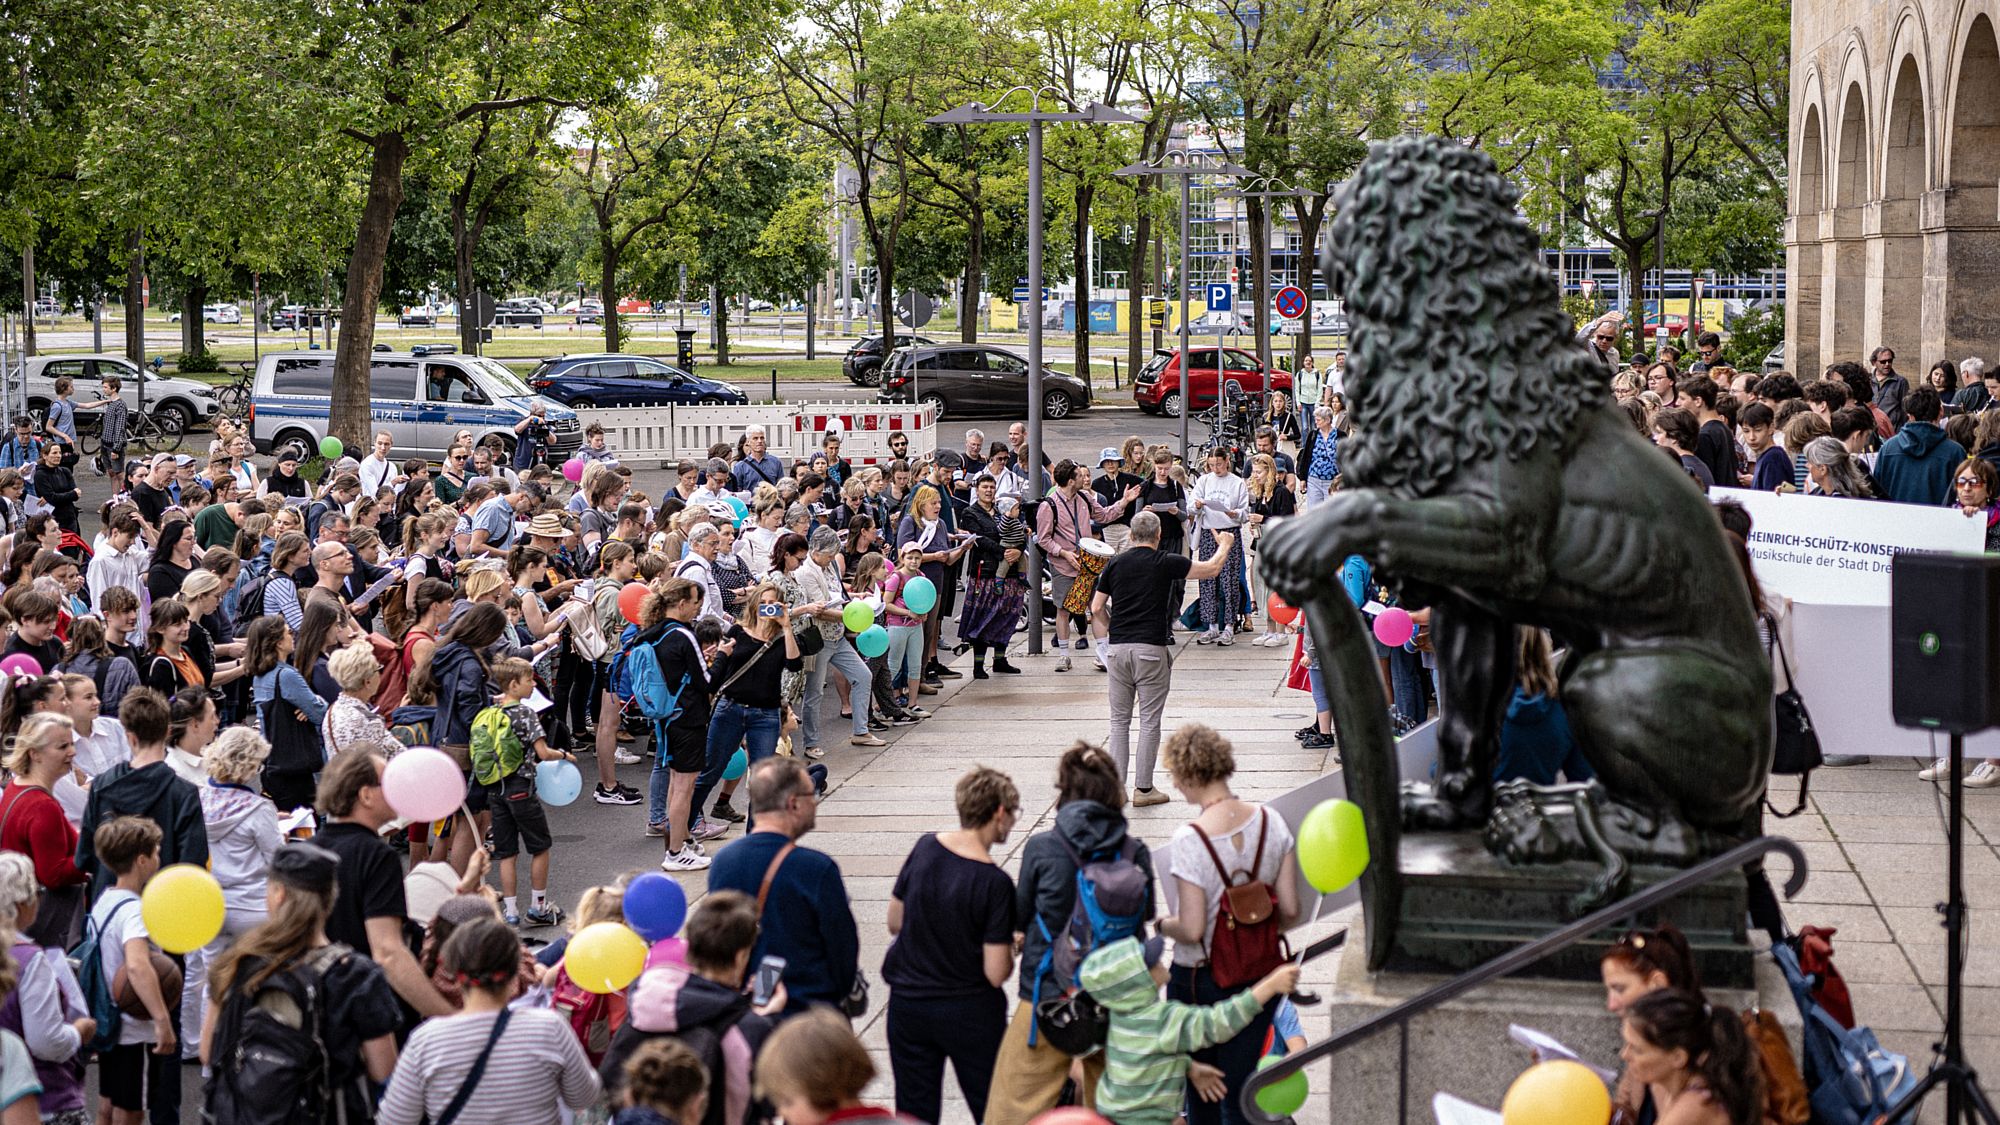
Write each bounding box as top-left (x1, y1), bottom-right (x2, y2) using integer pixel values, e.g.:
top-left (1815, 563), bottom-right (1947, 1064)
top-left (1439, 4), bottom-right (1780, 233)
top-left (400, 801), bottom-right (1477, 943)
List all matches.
top-left (753, 955), bottom-right (787, 1006)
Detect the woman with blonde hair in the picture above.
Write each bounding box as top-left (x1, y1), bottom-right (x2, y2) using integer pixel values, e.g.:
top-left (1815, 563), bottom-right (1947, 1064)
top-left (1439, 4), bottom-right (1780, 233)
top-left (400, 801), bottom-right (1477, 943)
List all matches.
top-left (1245, 453), bottom-right (1295, 646)
top-left (756, 1009), bottom-right (896, 1125)
top-left (323, 642), bottom-right (394, 756)
top-left (0, 848), bottom-right (93, 1121)
top-left (0, 712), bottom-right (86, 947)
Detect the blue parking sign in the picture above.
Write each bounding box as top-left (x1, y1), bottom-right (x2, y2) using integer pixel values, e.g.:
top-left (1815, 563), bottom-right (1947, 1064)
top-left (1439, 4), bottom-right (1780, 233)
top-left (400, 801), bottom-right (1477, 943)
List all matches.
top-left (1206, 283), bottom-right (1233, 312)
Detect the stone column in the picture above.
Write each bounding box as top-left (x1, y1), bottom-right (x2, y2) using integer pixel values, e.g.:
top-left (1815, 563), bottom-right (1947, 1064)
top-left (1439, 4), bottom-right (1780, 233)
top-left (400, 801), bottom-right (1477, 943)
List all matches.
top-left (1863, 199), bottom-right (1924, 368)
top-left (1786, 212), bottom-right (1823, 379)
top-left (1819, 206), bottom-right (1868, 368)
top-left (1922, 187), bottom-right (2000, 364)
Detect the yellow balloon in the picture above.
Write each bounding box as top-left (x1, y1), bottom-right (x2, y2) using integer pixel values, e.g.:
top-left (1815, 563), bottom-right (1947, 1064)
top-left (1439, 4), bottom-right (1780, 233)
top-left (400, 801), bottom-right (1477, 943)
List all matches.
top-left (1501, 1060), bottom-right (1611, 1125)
top-left (140, 864), bottom-right (225, 954)
top-left (1298, 798), bottom-right (1369, 893)
top-left (565, 922), bottom-right (648, 994)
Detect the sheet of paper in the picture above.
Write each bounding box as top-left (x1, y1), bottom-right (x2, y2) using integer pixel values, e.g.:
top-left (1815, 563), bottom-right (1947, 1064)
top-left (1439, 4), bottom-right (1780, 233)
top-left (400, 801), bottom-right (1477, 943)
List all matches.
top-left (528, 688), bottom-right (555, 713)
top-left (351, 567), bottom-right (402, 609)
top-left (1431, 1093), bottom-right (1502, 1125)
top-left (1508, 1025), bottom-right (1619, 1083)
top-left (278, 806), bottom-right (317, 838)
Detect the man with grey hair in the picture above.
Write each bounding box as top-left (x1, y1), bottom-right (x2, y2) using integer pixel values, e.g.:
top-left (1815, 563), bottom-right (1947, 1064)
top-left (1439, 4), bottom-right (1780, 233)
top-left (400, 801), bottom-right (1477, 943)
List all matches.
top-left (1953, 357), bottom-right (1996, 413)
top-left (795, 526), bottom-right (883, 751)
top-left (1299, 404), bottom-right (1341, 508)
top-left (1091, 512), bottom-right (1236, 804)
top-left (963, 428), bottom-right (986, 463)
top-left (733, 424), bottom-right (784, 492)
top-left (467, 481), bottom-right (542, 558)
top-left (674, 522), bottom-right (730, 624)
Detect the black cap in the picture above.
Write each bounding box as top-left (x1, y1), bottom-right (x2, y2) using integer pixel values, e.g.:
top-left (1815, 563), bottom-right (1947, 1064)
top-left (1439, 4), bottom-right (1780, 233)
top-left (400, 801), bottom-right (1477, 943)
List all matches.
top-left (270, 842), bottom-right (339, 894)
top-left (935, 451), bottom-right (962, 470)
top-left (277, 449), bottom-right (301, 465)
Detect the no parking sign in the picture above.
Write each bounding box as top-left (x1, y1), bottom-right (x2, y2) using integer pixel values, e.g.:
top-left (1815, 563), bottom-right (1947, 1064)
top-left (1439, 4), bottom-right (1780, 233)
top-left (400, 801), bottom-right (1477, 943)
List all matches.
top-left (1274, 285), bottom-right (1308, 320)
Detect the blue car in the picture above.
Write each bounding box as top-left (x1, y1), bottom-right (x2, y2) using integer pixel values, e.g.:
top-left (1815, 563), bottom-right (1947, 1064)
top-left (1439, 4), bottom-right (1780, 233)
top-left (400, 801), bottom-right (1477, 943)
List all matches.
top-left (525, 353), bottom-right (749, 408)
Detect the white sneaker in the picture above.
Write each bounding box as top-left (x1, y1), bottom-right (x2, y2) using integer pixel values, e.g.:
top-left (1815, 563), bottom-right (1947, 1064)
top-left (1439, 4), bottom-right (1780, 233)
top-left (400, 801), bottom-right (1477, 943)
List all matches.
top-left (661, 846), bottom-right (711, 871)
top-left (1218, 628), bottom-right (1235, 646)
top-left (1919, 758), bottom-right (1952, 781)
top-left (1967, 761), bottom-right (2000, 788)
top-left (1055, 655), bottom-right (1072, 672)
top-left (614, 748), bottom-right (642, 765)
top-left (1196, 629), bottom-right (1219, 645)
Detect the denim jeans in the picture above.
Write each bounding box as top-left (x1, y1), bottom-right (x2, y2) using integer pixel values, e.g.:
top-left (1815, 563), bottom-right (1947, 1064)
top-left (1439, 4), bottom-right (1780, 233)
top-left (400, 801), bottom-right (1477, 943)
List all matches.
top-left (802, 636), bottom-right (872, 745)
top-left (886, 624), bottom-right (924, 694)
top-left (688, 698), bottom-right (781, 833)
top-left (1389, 644), bottom-right (1427, 726)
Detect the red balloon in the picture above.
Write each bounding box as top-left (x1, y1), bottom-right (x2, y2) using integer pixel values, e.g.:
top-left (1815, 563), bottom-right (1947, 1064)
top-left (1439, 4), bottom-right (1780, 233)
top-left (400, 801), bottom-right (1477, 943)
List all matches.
top-left (1267, 593), bottom-right (1300, 626)
top-left (618, 581), bottom-right (650, 625)
top-left (1029, 1111), bottom-right (1111, 1125)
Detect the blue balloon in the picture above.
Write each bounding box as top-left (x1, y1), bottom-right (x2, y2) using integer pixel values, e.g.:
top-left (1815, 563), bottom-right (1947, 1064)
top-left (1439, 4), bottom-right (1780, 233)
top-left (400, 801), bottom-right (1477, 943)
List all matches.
top-left (722, 747), bottom-right (749, 780)
top-left (535, 759), bottom-right (583, 807)
top-left (903, 576), bottom-right (938, 615)
top-left (623, 873), bottom-right (688, 942)
top-left (855, 624), bottom-right (889, 658)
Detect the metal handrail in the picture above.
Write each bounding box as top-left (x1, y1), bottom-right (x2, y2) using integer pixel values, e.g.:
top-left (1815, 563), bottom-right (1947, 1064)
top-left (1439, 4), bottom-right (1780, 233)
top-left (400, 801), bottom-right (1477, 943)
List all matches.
top-left (1240, 835), bottom-right (1808, 1123)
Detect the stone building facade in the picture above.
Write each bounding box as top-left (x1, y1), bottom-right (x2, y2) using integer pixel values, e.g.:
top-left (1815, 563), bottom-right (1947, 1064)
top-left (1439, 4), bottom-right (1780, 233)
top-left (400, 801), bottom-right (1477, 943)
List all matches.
top-left (1788, 0), bottom-right (2000, 379)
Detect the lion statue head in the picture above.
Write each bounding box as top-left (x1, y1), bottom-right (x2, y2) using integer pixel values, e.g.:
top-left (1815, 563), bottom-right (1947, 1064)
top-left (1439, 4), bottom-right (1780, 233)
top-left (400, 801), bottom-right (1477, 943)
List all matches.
top-left (1320, 135), bottom-right (1611, 497)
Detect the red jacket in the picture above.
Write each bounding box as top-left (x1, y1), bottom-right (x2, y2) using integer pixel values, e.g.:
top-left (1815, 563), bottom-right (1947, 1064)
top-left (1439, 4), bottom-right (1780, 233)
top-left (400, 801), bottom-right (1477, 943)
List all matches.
top-left (0, 783), bottom-right (84, 890)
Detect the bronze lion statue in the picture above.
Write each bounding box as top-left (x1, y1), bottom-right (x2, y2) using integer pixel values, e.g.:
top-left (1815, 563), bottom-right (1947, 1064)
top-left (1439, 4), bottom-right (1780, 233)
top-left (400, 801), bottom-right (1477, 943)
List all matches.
top-left (1259, 135), bottom-right (1773, 965)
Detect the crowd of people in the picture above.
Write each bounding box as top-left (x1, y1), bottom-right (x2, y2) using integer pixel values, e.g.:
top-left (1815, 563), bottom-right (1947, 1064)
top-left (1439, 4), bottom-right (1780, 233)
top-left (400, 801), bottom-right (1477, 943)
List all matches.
top-left (0, 318), bottom-right (1903, 1125)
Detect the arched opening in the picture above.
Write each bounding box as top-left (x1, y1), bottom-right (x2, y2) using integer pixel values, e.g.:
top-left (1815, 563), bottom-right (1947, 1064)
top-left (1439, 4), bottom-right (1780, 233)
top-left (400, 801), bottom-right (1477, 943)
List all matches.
top-left (1826, 83), bottom-right (1870, 362)
top-left (1935, 15), bottom-right (2000, 364)
top-left (1790, 105), bottom-right (1826, 379)
top-left (1871, 58), bottom-right (1926, 364)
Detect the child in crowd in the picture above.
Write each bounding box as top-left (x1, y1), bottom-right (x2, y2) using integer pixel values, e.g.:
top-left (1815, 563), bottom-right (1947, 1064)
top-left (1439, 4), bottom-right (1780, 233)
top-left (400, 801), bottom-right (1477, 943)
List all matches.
top-left (470, 657), bottom-right (574, 927)
top-left (1078, 935), bottom-right (1302, 1125)
top-left (547, 884), bottom-right (629, 1068)
top-left (5, 590), bottom-right (63, 674)
top-left (994, 497), bottom-right (1027, 578)
top-left (89, 816), bottom-right (173, 1125)
top-left (614, 1040), bottom-right (710, 1125)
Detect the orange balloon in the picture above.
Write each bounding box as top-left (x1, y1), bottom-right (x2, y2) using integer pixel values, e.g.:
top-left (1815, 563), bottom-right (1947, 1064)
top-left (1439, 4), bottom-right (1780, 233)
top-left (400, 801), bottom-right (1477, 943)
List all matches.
top-left (618, 581), bottom-right (650, 625)
top-left (1268, 593), bottom-right (1300, 626)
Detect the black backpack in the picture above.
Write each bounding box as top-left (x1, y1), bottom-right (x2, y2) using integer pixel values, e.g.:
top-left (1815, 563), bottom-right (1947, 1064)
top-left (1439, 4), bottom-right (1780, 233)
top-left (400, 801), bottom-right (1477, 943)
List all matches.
top-left (203, 943), bottom-right (367, 1125)
top-left (236, 573), bottom-right (275, 622)
top-left (600, 1012), bottom-right (737, 1125)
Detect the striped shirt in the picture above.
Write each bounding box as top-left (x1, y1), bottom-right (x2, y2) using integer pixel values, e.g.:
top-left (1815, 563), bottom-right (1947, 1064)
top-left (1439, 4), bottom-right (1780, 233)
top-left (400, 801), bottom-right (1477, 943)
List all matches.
top-left (376, 1009), bottom-right (599, 1125)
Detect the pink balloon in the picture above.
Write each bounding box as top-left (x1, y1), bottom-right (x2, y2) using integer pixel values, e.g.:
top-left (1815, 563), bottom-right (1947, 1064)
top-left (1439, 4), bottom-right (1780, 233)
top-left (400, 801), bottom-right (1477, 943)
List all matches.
top-left (1372, 607), bottom-right (1415, 648)
top-left (561, 458), bottom-right (586, 482)
top-left (0, 654), bottom-right (41, 678)
top-left (381, 747), bottom-right (466, 823)
top-left (646, 936), bottom-right (688, 970)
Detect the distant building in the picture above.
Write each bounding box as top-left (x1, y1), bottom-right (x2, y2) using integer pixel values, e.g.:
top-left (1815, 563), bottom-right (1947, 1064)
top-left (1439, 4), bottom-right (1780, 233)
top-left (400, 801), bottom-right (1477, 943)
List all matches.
top-left (1787, 1), bottom-right (2000, 378)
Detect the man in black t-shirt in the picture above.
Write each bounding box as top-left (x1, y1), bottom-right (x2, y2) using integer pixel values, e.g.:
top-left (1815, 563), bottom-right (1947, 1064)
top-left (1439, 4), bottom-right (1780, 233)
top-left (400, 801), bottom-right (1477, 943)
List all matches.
top-left (128, 453), bottom-right (177, 531)
top-left (1091, 511), bottom-right (1235, 806)
top-left (313, 749), bottom-right (454, 1024)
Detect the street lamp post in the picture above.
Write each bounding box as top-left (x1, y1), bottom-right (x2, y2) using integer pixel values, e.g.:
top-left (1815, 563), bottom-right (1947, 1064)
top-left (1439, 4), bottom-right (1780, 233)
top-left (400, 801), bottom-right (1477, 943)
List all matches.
top-left (1114, 152), bottom-right (1254, 461)
top-left (1222, 177), bottom-right (1316, 416)
top-left (928, 88), bottom-right (1141, 657)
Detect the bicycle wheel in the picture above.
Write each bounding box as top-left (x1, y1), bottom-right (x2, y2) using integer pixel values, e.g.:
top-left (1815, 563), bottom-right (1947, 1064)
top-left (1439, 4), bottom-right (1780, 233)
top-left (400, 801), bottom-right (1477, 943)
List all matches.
top-left (216, 384), bottom-right (248, 417)
top-left (146, 414), bottom-right (184, 454)
top-left (80, 427), bottom-right (100, 457)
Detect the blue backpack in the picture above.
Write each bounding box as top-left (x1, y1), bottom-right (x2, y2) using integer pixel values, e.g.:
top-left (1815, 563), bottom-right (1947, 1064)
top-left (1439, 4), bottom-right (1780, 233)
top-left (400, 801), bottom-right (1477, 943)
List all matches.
top-left (74, 897), bottom-right (137, 1054)
top-left (1774, 942), bottom-right (1917, 1124)
top-left (626, 626), bottom-right (693, 723)
top-left (608, 624), bottom-right (642, 705)
top-left (1029, 836), bottom-right (1146, 1050)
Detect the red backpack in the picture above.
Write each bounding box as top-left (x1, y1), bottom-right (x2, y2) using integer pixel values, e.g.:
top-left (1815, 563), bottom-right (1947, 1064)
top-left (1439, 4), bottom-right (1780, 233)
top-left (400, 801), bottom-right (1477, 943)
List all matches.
top-left (550, 964), bottom-right (626, 1066)
top-left (1193, 809), bottom-right (1289, 989)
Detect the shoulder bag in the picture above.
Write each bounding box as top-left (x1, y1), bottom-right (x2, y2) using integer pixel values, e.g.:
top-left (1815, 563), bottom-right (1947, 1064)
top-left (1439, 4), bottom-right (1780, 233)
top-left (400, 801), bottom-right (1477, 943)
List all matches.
top-left (1191, 808), bottom-right (1290, 989)
top-left (435, 1007), bottom-right (513, 1125)
top-left (1763, 612), bottom-right (1821, 818)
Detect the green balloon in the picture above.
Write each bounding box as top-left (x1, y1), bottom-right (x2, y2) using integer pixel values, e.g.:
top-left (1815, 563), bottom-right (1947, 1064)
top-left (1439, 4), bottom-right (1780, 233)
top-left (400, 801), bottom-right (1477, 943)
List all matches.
top-left (318, 435), bottom-right (344, 460)
top-left (842, 600), bottom-right (875, 633)
top-left (1298, 798), bottom-right (1369, 894)
top-left (1254, 1055), bottom-right (1309, 1117)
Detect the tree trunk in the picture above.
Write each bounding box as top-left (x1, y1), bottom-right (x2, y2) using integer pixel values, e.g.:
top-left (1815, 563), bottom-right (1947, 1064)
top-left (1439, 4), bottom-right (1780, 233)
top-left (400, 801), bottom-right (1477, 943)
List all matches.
top-left (181, 279), bottom-right (208, 357)
top-left (715, 302), bottom-right (731, 366)
top-left (961, 209), bottom-right (983, 345)
top-left (1292, 201), bottom-right (1323, 368)
top-left (123, 230), bottom-right (145, 367)
top-left (601, 243), bottom-right (621, 353)
top-left (1247, 197), bottom-right (1271, 380)
top-left (20, 246), bottom-right (35, 359)
top-left (331, 133), bottom-right (409, 450)
top-left (1127, 195), bottom-right (1152, 390)
top-left (1152, 228), bottom-right (1165, 352)
top-left (454, 213), bottom-right (480, 354)
top-left (1072, 184), bottom-right (1094, 396)
top-left (1623, 241), bottom-right (1648, 360)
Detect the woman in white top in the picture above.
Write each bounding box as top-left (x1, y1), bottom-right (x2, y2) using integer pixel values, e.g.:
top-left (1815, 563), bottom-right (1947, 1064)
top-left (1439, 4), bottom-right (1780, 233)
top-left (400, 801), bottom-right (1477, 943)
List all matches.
top-left (1156, 723), bottom-right (1301, 1125)
top-left (1188, 449), bottom-right (1251, 645)
top-left (58, 673), bottom-right (130, 824)
top-left (322, 642), bottom-right (395, 756)
top-left (737, 492), bottom-right (785, 579)
top-left (229, 435), bottom-right (261, 497)
top-left (377, 917), bottom-right (599, 1125)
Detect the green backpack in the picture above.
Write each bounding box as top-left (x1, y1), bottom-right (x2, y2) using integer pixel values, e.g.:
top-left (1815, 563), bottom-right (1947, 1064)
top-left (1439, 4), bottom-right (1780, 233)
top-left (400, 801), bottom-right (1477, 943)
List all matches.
top-left (469, 705), bottom-right (526, 786)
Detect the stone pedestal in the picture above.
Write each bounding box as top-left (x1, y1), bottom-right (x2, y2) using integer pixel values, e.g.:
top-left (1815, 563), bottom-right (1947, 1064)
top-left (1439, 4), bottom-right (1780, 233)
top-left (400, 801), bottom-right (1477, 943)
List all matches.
top-left (1318, 944), bottom-right (1799, 1124)
top-left (1389, 833), bottom-right (1756, 988)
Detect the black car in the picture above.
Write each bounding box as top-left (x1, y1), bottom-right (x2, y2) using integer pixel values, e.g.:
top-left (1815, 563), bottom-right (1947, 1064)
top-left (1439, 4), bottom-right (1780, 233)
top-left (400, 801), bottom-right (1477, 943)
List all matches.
top-left (493, 299), bottom-right (543, 328)
top-left (842, 333), bottom-right (935, 386)
top-left (876, 344), bottom-right (1089, 421)
top-left (526, 353), bottom-right (748, 407)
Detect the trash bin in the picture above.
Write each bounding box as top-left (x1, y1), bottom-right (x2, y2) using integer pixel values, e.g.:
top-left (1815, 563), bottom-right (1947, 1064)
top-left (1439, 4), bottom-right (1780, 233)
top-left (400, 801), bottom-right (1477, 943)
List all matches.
top-left (676, 328), bottom-right (697, 371)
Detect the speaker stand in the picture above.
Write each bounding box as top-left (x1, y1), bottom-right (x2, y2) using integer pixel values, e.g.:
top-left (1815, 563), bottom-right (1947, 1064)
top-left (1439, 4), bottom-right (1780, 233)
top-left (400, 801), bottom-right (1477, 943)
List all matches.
top-left (1883, 732), bottom-right (2000, 1125)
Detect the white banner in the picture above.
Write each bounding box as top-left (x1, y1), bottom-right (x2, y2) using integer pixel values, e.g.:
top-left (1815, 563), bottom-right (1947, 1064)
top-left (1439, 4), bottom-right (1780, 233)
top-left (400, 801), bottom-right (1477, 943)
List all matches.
top-left (1713, 487), bottom-right (1985, 606)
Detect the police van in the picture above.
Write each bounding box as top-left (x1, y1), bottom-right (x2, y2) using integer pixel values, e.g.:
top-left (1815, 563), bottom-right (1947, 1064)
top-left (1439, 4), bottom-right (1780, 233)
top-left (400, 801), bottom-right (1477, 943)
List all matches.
top-left (249, 347), bottom-right (583, 463)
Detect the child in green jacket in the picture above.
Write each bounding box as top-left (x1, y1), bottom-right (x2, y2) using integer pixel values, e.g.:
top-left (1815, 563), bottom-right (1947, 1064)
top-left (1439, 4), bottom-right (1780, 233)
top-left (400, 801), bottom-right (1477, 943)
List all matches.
top-left (1079, 936), bottom-right (1302, 1125)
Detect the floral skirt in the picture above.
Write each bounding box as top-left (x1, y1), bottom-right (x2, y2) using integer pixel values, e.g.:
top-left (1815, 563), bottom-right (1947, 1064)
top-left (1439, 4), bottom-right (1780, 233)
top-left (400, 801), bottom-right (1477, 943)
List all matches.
top-left (959, 575), bottom-right (1027, 647)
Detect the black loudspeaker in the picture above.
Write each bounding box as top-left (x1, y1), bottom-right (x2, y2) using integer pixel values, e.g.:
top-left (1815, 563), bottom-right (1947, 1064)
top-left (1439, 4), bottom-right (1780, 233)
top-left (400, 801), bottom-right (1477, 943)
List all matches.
top-left (1892, 552), bottom-right (2000, 733)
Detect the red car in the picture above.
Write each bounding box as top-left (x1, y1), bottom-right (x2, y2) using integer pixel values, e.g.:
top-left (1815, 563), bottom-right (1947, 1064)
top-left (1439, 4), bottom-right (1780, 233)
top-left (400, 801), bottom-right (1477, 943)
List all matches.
top-left (1133, 347), bottom-right (1293, 417)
